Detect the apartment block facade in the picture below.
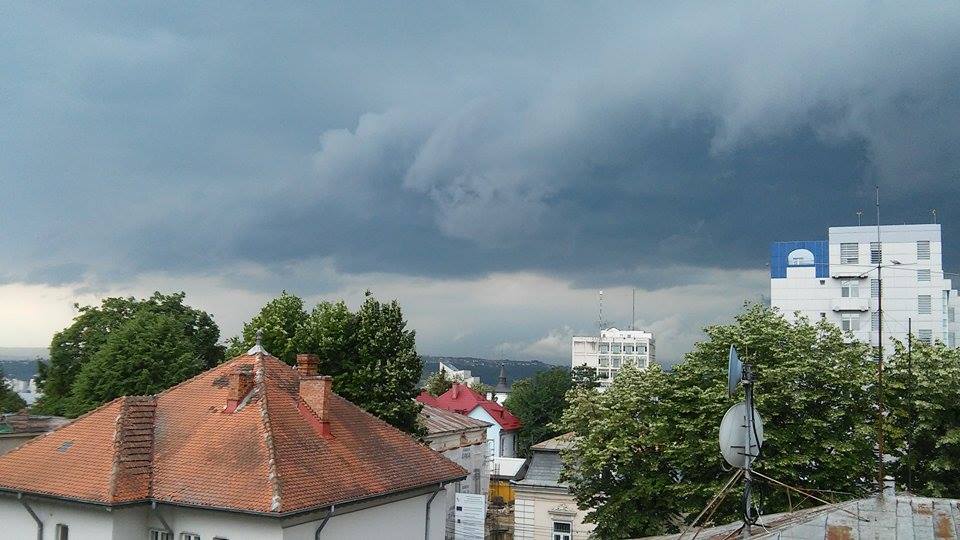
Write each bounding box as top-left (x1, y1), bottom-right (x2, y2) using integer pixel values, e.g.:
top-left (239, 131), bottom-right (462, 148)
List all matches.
top-left (571, 328), bottom-right (656, 389)
top-left (770, 224), bottom-right (959, 349)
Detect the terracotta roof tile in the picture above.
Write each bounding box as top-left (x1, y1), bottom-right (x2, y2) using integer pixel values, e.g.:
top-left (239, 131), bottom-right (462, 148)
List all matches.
top-left (0, 354), bottom-right (466, 514)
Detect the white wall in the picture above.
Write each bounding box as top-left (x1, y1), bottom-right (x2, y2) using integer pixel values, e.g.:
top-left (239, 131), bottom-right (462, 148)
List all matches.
top-left (571, 329), bottom-right (655, 390)
top-left (0, 496), bottom-right (116, 540)
top-left (514, 490), bottom-right (595, 540)
top-left (772, 225), bottom-right (959, 350)
top-left (468, 406), bottom-right (517, 458)
top-left (283, 491), bottom-right (446, 540)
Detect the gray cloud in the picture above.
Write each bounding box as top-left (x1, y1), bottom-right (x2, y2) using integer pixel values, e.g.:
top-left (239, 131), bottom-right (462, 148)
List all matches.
top-left (2, 2), bottom-right (960, 359)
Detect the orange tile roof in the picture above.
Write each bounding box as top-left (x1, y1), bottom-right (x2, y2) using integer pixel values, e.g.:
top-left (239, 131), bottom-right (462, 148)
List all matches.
top-left (0, 354), bottom-right (466, 514)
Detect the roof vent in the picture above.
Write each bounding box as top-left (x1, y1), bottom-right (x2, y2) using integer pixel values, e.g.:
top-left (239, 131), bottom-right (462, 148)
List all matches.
top-left (246, 329), bottom-right (268, 355)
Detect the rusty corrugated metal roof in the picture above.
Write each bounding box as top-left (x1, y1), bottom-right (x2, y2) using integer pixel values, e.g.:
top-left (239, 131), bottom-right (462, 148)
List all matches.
top-left (419, 402), bottom-right (491, 435)
top-left (642, 492), bottom-right (960, 540)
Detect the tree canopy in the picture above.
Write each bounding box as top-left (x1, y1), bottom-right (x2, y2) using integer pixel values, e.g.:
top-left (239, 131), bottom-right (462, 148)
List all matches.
top-left (424, 369), bottom-right (458, 396)
top-left (228, 291), bottom-right (424, 433)
top-left (561, 304), bottom-right (877, 537)
top-left (504, 367), bottom-right (572, 456)
top-left (35, 292), bottom-right (222, 417)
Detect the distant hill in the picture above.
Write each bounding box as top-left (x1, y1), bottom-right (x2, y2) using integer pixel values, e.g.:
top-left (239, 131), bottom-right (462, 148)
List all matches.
top-left (420, 355), bottom-right (563, 386)
top-left (0, 347), bottom-right (47, 380)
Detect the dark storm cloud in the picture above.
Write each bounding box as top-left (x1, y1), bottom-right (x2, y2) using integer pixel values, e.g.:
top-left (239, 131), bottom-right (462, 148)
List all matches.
top-left (3, 2), bottom-right (960, 291)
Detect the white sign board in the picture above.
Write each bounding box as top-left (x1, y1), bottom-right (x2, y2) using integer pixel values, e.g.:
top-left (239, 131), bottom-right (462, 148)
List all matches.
top-left (454, 492), bottom-right (486, 540)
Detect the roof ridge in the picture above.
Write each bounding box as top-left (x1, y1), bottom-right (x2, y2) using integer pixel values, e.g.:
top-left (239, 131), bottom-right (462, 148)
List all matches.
top-left (255, 354), bottom-right (283, 512)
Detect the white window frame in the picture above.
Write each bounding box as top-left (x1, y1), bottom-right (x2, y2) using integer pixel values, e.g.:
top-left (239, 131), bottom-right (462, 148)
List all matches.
top-left (841, 280), bottom-right (859, 298)
top-left (870, 242), bottom-right (881, 264)
top-left (917, 269), bottom-right (931, 282)
top-left (840, 243), bottom-right (859, 264)
top-left (871, 279), bottom-right (880, 298)
top-left (918, 329), bottom-right (933, 345)
top-left (917, 240), bottom-right (931, 260)
top-left (552, 521), bottom-right (572, 540)
top-left (918, 295), bottom-right (932, 315)
top-left (180, 534), bottom-right (200, 540)
top-left (841, 313), bottom-right (860, 332)
top-left (150, 530), bottom-right (172, 540)
top-left (872, 311), bottom-right (880, 331)
top-left (55, 524), bottom-right (69, 540)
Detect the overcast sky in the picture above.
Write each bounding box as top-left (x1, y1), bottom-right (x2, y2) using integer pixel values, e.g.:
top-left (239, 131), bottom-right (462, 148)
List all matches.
top-left (2, 3), bottom-right (959, 365)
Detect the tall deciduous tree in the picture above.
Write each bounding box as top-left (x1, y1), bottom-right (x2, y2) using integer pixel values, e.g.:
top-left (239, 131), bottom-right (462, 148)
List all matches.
top-left (224, 291), bottom-right (309, 365)
top-left (424, 369), bottom-right (457, 396)
top-left (504, 367), bottom-right (572, 456)
top-left (885, 339), bottom-right (960, 497)
top-left (562, 304), bottom-right (877, 537)
top-left (68, 311), bottom-right (206, 416)
top-left (35, 292), bottom-right (221, 416)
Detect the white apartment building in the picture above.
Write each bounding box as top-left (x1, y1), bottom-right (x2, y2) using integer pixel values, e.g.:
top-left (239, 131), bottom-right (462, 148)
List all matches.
top-left (571, 328), bottom-right (656, 389)
top-left (770, 224), bottom-right (959, 349)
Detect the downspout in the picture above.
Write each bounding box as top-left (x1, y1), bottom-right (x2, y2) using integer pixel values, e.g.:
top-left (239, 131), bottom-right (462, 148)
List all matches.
top-left (424, 484), bottom-right (444, 540)
top-left (314, 505), bottom-right (335, 540)
top-left (151, 501), bottom-right (173, 535)
top-left (18, 493), bottom-right (42, 540)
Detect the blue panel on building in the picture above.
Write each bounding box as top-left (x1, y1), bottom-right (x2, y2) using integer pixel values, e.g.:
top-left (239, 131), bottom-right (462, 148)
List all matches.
top-left (770, 240), bottom-right (828, 278)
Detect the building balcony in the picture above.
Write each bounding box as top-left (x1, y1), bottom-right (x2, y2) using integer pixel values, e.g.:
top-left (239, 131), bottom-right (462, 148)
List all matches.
top-left (831, 298), bottom-right (870, 312)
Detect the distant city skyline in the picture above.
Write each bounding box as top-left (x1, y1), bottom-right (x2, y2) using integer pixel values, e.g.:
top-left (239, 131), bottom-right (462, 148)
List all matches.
top-left (2, 3), bottom-right (959, 365)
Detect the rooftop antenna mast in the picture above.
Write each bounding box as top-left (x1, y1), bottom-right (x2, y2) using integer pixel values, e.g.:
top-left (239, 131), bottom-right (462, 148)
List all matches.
top-left (598, 289), bottom-right (605, 332)
top-left (932, 209), bottom-right (938, 224)
top-left (631, 288), bottom-right (636, 331)
top-left (857, 210), bottom-right (863, 226)
top-left (876, 185), bottom-right (886, 489)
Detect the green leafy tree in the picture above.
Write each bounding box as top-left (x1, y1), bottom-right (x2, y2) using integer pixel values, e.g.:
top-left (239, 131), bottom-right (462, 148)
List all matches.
top-left (470, 380), bottom-right (493, 396)
top-left (570, 363), bottom-right (600, 390)
top-left (35, 292), bottom-right (221, 416)
top-left (562, 304), bottom-right (877, 537)
top-left (0, 367), bottom-right (27, 413)
top-left (333, 291), bottom-right (424, 433)
top-left (885, 338), bottom-right (960, 497)
top-left (505, 367), bottom-right (572, 456)
top-left (68, 311), bottom-right (206, 416)
top-left (293, 300), bottom-right (358, 375)
top-left (225, 291), bottom-right (308, 364)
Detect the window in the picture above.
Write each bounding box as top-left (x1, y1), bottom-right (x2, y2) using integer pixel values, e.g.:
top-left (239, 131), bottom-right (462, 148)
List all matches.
top-left (598, 369), bottom-right (610, 379)
top-left (917, 240), bottom-right (931, 260)
top-left (462, 447), bottom-right (471, 459)
top-left (55, 524), bottom-right (68, 540)
top-left (871, 279), bottom-right (880, 298)
top-left (950, 332), bottom-right (956, 348)
top-left (150, 531), bottom-right (172, 540)
top-left (841, 313), bottom-right (860, 332)
top-left (872, 311), bottom-right (880, 331)
top-left (820, 312), bottom-right (827, 319)
top-left (918, 295), bottom-right (932, 315)
top-left (918, 329), bottom-right (933, 345)
top-left (181, 535), bottom-right (200, 540)
top-left (611, 357), bottom-right (621, 368)
top-left (841, 280), bottom-right (859, 298)
top-left (840, 243), bottom-right (859, 264)
top-left (553, 521), bottom-right (572, 540)
top-left (611, 343), bottom-right (621, 353)
top-left (870, 242), bottom-right (882, 264)
top-left (950, 307), bottom-right (956, 323)
top-left (598, 356), bottom-right (609, 367)
top-left (918, 269), bottom-right (931, 282)
top-left (599, 343), bottom-right (609, 353)
top-left (624, 344), bottom-right (635, 353)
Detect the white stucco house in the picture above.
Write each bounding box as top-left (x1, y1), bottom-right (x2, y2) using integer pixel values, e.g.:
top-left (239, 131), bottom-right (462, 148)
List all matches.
top-left (0, 350), bottom-right (466, 540)
top-left (417, 383), bottom-right (522, 459)
top-left (512, 433), bottom-right (595, 540)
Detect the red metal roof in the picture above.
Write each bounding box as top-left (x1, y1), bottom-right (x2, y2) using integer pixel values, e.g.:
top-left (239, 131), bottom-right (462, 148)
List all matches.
top-left (0, 354), bottom-right (466, 514)
top-left (416, 383), bottom-right (521, 431)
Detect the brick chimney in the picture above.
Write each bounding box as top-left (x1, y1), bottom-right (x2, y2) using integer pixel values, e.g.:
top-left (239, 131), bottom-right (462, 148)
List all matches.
top-left (298, 375), bottom-right (333, 437)
top-left (225, 365), bottom-right (254, 413)
top-left (296, 353), bottom-right (320, 377)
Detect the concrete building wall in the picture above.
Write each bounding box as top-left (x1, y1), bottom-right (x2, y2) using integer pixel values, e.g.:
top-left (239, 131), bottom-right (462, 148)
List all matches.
top-left (513, 489), bottom-right (594, 540)
top-left (771, 225), bottom-right (959, 350)
top-left (425, 427), bottom-right (490, 538)
top-left (0, 496), bottom-right (117, 540)
top-left (571, 328), bottom-right (655, 390)
top-left (0, 434), bottom-right (33, 456)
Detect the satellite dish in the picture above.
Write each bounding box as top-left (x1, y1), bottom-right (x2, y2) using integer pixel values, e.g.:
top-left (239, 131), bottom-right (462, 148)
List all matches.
top-left (718, 401), bottom-right (764, 469)
top-left (727, 345), bottom-right (743, 397)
